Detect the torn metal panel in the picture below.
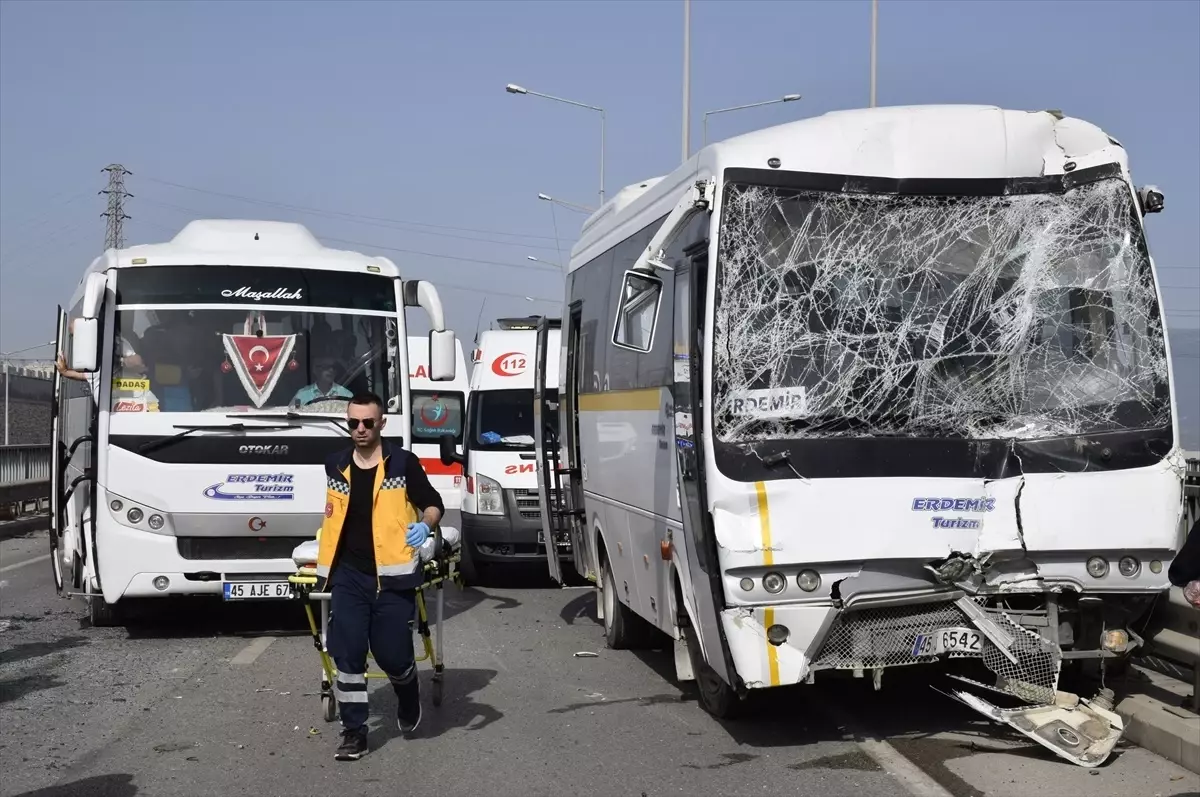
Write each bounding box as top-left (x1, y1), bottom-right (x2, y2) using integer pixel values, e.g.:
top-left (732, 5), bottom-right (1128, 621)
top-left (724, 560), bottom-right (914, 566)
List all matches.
top-left (951, 689), bottom-right (1124, 768)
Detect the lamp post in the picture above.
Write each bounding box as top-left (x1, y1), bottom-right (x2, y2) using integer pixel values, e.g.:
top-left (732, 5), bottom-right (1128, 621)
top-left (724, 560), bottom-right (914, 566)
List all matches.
top-left (537, 193), bottom-right (595, 214)
top-left (2, 341), bottom-right (56, 445)
top-left (870, 0), bottom-right (878, 108)
top-left (682, 0), bottom-right (691, 161)
top-left (526, 255), bottom-right (563, 270)
top-left (506, 84), bottom-right (606, 205)
top-left (702, 94), bottom-right (802, 146)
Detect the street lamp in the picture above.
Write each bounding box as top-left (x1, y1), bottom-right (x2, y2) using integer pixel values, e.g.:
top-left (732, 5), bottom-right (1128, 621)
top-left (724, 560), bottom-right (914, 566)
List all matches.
top-left (2, 340), bottom-right (56, 445)
top-left (537, 193), bottom-right (595, 214)
top-left (526, 255), bottom-right (563, 270)
top-left (506, 83), bottom-right (606, 205)
top-left (702, 93), bottom-right (802, 146)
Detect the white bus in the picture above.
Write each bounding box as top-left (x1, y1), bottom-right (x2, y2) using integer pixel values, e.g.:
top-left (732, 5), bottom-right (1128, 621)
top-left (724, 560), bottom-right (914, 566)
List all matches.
top-left (50, 219), bottom-right (458, 626)
top-left (407, 336), bottom-right (469, 511)
top-left (533, 106), bottom-right (1183, 766)
top-left (439, 317), bottom-right (563, 582)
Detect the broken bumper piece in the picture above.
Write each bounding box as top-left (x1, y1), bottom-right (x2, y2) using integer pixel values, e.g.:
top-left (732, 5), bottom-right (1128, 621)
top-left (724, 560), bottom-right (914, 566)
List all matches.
top-left (951, 687), bottom-right (1124, 768)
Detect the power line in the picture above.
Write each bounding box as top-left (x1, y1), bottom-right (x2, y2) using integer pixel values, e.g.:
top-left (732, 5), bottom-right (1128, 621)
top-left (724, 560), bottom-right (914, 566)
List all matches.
top-left (140, 175), bottom-right (568, 243)
top-left (101, 165), bottom-right (132, 250)
top-left (136, 196), bottom-right (566, 253)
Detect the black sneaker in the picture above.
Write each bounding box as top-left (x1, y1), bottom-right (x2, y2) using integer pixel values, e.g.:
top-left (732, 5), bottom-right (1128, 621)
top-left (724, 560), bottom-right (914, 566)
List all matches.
top-left (396, 681), bottom-right (422, 734)
top-left (334, 729), bottom-right (368, 761)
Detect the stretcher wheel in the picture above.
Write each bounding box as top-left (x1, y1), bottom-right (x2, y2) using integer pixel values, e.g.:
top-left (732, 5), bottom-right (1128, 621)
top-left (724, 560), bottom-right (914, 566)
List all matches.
top-left (432, 678), bottom-right (443, 707)
top-left (321, 694), bottom-right (337, 722)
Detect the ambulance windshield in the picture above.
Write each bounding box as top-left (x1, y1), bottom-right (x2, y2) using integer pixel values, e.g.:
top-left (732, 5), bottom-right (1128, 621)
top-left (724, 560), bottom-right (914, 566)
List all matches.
top-left (471, 388), bottom-right (559, 450)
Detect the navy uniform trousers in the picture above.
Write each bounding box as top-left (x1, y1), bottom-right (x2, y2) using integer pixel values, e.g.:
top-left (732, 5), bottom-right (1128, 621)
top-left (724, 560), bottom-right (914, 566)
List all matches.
top-left (327, 564), bottom-right (418, 731)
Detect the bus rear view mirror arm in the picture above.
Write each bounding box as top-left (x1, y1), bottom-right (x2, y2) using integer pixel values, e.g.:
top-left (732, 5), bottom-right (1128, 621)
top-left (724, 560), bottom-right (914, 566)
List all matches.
top-left (439, 433), bottom-right (464, 467)
top-left (403, 280), bottom-right (456, 381)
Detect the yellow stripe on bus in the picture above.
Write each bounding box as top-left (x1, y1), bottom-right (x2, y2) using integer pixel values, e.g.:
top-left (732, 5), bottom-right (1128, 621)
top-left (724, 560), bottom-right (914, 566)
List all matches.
top-left (754, 481), bottom-right (773, 567)
top-left (755, 482), bottom-right (780, 685)
top-left (763, 606), bottom-right (781, 686)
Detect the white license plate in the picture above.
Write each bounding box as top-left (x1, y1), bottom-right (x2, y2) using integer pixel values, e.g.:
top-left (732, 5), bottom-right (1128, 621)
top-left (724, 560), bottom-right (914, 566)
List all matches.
top-left (912, 626), bottom-right (983, 657)
top-left (222, 581), bottom-right (291, 601)
top-left (537, 530), bottom-right (571, 548)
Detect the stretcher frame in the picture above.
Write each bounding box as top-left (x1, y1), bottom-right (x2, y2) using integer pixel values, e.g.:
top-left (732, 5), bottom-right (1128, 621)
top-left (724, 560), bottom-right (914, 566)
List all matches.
top-left (288, 529), bottom-right (462, 723)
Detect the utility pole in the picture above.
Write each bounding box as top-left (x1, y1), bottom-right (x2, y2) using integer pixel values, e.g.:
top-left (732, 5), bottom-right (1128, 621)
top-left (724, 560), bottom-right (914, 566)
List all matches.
top-left (870, 0), bottom-right (878, 108)
top-left (682, 0), bottom-right (692, 161)
top-left (101, 164), bottom-right (132, 250)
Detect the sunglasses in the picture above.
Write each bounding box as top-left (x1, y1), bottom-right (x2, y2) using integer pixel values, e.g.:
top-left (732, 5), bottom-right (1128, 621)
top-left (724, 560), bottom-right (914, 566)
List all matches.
top-left (346, 418), bottom-right (377, 430)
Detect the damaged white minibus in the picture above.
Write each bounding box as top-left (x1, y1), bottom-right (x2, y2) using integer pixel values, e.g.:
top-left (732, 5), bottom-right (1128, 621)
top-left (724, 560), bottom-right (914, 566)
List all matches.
top-left (531, 105), bottom-right (1185, 767)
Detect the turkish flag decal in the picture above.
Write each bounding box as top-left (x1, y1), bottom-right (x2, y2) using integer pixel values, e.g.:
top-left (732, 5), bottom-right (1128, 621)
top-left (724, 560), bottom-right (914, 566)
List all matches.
top-left (222, 334), bottom-right (297, 408)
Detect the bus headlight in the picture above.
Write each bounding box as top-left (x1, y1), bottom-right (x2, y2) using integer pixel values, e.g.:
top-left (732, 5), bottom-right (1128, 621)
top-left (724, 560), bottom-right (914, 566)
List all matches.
top-left (127, 507), bottom-right (144, 524)
top-left (762, 572), bottom-right (786, 594)
top-left (148, 514), bottom-right (165, 530)
top-left (797, 570), bottom-right (821, 592)
top-left (475, 473), bottom-right (504, 515)
top-left (1086, 556), bottom-right (1109, 579)
top-left (1118, 556), bottom-right (1140, 577)
top-left (110, 499), bottom-right (123, 512)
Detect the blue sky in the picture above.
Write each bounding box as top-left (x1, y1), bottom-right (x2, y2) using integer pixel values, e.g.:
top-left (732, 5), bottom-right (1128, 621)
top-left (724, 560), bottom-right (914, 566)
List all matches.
top-left (2, 1), bottom-right (1197, 357)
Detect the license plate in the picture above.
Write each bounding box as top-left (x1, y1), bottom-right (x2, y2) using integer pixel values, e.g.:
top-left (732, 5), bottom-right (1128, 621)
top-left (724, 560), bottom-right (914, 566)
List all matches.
top-left (222, 581), bottom-right (291, 601)
top-left (537, 530), bottom-right (571, 548)
top-left (912, 627), bottom-right (983, 657)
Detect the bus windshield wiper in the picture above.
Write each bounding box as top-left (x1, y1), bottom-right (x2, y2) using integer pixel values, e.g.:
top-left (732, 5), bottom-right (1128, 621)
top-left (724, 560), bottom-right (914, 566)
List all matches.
top-left (226, 411), bottom-right (350, 437)
top-left (138, 422), bottom-right (287, 454)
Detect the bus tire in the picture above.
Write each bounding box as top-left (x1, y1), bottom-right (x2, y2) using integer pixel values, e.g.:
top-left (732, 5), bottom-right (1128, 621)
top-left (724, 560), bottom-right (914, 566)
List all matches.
top-left (600, 556), bottom-right (654, 650)
top-left (89, 598), bottom-right (122, 628)
top-left (685, 628), bottom-right (743, 720)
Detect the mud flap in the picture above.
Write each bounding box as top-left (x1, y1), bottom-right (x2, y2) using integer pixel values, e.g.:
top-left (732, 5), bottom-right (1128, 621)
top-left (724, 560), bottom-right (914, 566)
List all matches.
top-left (950, 689), bottom-right (1124, 768)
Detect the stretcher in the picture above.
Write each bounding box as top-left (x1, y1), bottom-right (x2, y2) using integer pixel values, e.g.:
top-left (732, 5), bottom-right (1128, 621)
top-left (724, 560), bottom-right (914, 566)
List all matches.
top-left (288, 527), bottom-right (463, 723)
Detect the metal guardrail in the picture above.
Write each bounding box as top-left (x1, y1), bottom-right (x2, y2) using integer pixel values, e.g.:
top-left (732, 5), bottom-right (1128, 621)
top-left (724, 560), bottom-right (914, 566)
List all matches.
top-left (0, 444), bottom-right (51, 516)
top-left (0, 444), bottom-right (50, 487)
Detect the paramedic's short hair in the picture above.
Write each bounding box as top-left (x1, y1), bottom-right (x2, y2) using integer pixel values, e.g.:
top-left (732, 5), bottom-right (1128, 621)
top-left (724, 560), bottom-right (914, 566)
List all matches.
top-left (349, 391), bottom-right (384, 412)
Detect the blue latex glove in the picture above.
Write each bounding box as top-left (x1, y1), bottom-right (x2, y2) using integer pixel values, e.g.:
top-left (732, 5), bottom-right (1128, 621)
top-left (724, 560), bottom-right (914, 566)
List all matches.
top-left (406, 521), bottom-right (430, 547)
top-left (481, 431), bottom-right (502, 444)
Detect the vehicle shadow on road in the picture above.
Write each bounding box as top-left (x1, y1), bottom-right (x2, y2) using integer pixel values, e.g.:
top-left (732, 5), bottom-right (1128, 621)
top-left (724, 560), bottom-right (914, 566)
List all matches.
top-left (103, 580), bottom-right (497, 640)
top-left (6, 773), bottom-right (137, 797)
top-left (367, 667), bottom-right (502, 750)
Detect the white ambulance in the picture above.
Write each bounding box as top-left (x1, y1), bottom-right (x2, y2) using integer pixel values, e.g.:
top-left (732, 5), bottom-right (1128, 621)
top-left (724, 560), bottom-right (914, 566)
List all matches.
top-left (439, 317), bottom-right (561, 581)
top-left (407, 337), bottom-right (469, 511)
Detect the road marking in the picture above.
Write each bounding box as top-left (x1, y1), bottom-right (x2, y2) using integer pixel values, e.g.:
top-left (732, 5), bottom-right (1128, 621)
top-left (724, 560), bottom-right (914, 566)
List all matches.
top-left (0, 554), bottom-right (48, 574)
top-left (231, 636), bottom-right (276, 665)
top-left (814, 696), bottom-right (954, 797)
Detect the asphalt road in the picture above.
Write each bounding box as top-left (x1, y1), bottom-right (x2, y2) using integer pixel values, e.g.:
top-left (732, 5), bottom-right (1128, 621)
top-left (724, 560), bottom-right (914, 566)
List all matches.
top-left (1, 519), bottom-right (1198, 797)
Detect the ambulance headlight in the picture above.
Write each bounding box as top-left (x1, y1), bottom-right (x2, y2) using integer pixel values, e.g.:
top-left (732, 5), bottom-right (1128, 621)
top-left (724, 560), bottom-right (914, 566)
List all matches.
top-left (475, 473), bottom-right (504, 515)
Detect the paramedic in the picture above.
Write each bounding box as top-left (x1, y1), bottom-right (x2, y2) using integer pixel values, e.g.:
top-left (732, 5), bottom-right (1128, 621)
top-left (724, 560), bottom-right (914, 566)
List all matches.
top-left (314, 391), bottom-right (444, 761)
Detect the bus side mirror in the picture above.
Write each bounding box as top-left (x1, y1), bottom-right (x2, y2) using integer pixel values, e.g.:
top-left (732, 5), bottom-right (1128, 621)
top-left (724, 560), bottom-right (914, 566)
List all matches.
top-left (69, 317), bottom-right (99, 373)
top-left (429, 329), bottom-right (456, 382)
top-left (439, 432), bottom-right (464, 466)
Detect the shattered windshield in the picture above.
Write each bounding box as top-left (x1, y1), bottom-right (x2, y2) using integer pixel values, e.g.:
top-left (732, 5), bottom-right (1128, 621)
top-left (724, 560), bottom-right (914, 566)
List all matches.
top-left (712, 175), bottom-right (1170, 442)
